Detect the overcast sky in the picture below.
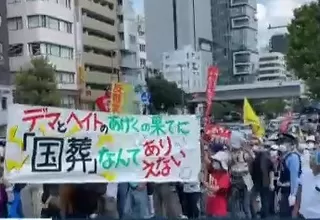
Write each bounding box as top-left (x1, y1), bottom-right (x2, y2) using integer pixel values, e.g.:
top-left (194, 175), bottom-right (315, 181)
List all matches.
top-left (132, 0), bottom-right (315, 47)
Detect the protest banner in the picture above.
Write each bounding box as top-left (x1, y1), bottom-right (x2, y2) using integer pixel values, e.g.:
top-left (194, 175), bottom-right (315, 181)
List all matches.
top-left (5, 104), bottom-right (201, 183)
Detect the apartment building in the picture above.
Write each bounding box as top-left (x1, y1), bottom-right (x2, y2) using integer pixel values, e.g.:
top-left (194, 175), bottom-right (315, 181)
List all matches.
top-left (118, 0), bottom-right (140, 86)
top-left (162, 45), bottom-right (203, 93)
top-left (257, 52), bottom-right (290, 82)
top-left (77, 0), bottom-right (120, 109)
top-left (0, 0), bottom-right (13, 127)
top-left (7, 0), bottom-right (78, 108)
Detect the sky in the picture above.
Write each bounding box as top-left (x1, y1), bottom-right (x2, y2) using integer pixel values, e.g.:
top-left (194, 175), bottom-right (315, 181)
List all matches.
top-left (132, 0), bottom-right (314, 48)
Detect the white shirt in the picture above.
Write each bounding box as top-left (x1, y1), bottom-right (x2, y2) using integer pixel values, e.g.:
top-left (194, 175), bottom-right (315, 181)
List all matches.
top-left (299, 170), bottom-right (320, 219)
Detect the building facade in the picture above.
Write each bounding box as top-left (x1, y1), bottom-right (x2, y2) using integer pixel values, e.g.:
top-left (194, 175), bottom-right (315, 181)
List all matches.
top-left (257, 52), bottom-right (289, 82)
top-left (118, 0), bottom-right (140, 87)
top-left (0, 0), bottom-right (10, 86)
top-left (211, 0), bottom-right (258, 85)
top-left (144, 0), bottom-right (213, 72)
top-left (162, 45), bottom-right (203, 93)
top-left (7, 0), bottom-right (78, 108)
top-left (77, 0), bottom-right (120, 109)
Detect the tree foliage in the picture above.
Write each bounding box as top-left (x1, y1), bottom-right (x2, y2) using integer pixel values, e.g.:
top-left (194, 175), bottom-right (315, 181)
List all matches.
top-left (287, 2), bottom-right (320, 99)
top-left (15, 57), bottom-right (61, 106)
top-left (146, 75), bottom-right (186, 112)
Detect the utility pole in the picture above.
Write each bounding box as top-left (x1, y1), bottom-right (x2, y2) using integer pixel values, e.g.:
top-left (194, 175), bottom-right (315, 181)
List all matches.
top-left (178, 64), bottom-right (185, 112)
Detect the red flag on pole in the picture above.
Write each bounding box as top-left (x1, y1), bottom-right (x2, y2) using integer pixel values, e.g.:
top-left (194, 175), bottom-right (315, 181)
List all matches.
top-left (204, 66), bottom-right (219, 130)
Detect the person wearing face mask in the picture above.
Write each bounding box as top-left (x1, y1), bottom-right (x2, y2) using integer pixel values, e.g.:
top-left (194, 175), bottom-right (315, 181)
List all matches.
top-left (306, 135), bottom-right (316, 149)
top-left (277, 133), bottom-right (302, 218)
top-left (292, 150), bottom-right (320, 219)
top-left (250, 142), bottom-right (274, 218)
top-left (203, 151), bottom-right (230, 217)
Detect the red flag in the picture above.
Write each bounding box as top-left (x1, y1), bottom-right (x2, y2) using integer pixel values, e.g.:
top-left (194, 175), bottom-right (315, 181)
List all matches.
top-left (95, 91), bottom-right (111, 112)
top-left (204, 66), bottom-right (219, 129)
top-left (280, 112), bottom-right (293, 133)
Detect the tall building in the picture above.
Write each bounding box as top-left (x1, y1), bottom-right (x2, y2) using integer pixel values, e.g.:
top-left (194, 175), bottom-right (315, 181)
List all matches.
top-left (0, 0), bottom-right (13, 128)
top-left (7, 0), bottom-right (78, 108)
top-left (144, 0), bottom-right (213, 71)
top-left (118, 0), bottom-right (140, 86)
top-left (0, 0), bottom-right (10, 85)
top-left (257, 52), bottom-right (289, 82)
top-left (77, 0), bottom-right (120, 109)
top-left (162, 45), bottom-right (203, 93)
top-left (211, 0), bottom-right (258, 85)
top-left (270, 34), bottom-right (288, 54)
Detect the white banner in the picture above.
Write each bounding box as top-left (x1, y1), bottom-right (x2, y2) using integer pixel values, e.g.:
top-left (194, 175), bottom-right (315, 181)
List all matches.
top-left (5, 104), bottom-right (201, 183)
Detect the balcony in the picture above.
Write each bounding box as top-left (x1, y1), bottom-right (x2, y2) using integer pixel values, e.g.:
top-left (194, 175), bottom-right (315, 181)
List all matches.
top-left (118, 22), bottom-right (124, 32)
top-left (83, 34), bottom-right (117, 51)
top-left (79, 0), bottom-right (116, 19)
top-left (82, 16), bottom-right (116, 36)
top-left (83, 52), bottom-right (116, 68)
top-left (85, 70), bottom-right (118, 84)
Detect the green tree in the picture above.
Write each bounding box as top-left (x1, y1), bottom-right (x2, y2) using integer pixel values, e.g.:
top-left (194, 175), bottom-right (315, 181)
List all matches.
top-left (15, 57), bottom-right (61, 106)
top-left (146, 75), bottom-right (186, 112)
top-left (259, 99), bottom-right (286, 116)
top-left (287, 2), bottom-right (320, 99)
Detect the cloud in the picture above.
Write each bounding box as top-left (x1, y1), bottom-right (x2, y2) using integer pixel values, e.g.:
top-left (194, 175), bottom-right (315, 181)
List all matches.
top-left (257, 0), bottom-right (314, 48)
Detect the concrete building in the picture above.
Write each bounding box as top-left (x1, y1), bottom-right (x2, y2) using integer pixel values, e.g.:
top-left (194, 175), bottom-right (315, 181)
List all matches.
top-left (270, 34), bottom-right (288, 54)
top-left (0, 0), bottom-right (10, 86)
top-left (144, 0), bottom-right (213, 72)
top-left (162, 45), bottom-right (202, 93)
top-left (7, 0), bottom-right (78, 108)
top-left (118, 0), bottom-right (140, 87)
top-left (77, 0), bottom-right (120, 109)
top-left (0, 1), bottom-right (13, 128)
top-left (211, 0), bottom-right (258, 84)
top-left (257, 52), bottom-right (290, 82)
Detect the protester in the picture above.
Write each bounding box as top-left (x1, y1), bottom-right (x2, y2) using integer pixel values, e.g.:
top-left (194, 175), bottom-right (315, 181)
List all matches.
top-left (293, 150), bottom-right (320, 219)
top-left (229, 131), bottom-right (254, 219)
top-left (204, 150), bottom-right (230, 217)
top-left (250, 143), bottom-right (274, 218)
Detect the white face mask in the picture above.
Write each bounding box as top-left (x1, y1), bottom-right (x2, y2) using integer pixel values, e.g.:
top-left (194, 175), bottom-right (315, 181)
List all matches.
top-left (308, 143), bottom-right (315, 149)
top-left (212, 161), bottom-right (221, 170)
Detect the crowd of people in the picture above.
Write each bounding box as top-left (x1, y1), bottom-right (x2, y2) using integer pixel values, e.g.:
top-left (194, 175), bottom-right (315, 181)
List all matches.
top-left (0, 123), bottom-right (319, 219)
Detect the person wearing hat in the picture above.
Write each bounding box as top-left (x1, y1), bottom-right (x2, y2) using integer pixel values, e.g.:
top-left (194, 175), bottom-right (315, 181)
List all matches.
top-left (306, 135), bottom-right (316, 150)
top-left (229, 131), bottom-right (254, 219)
top-left (277, 132), bottom-right (302, 217)
top-left (203, 151), bottom-right (230, 217)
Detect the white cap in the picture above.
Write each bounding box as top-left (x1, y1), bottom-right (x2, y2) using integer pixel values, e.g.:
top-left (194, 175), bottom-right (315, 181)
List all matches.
top-left (306, 135), bottom-right (316, 142)
top-left (211, 151), bottom-right (230, 170)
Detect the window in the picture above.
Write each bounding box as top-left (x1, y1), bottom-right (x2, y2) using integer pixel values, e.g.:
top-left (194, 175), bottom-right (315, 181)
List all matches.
top-left (139, 44), bottom-right (145, 52)
top-left (61, 96), bottom-right (75, 108)
top-left (0, 43), bottom-right (2, 54)
top-left (0, 16), bottom-right (2, 27)
top-left (65, 0), bottom-right (71, 8)
top-left (28, 42), bottom-right (73, 59)
top-left (27, 15), bottom-right (72, 33)
top-left (129, 35), bottom-right (136, 44)
top-left (7, 0), bottom-right (21, 3)
top-left (232, 16), bottom-right (249, 28)
top-left (140, 58), bottom-right (146, 67)
top-left (28, 42), bottom-right (41, 55)
top-left (9, 44), bottom-right (23, 57)
top-left (8, 17), bottom-right (23, 30)
top-left (48, 17), bottom-right (59, 29)
top-left (28, 15), bottom-right (40, 28)
top-left (1, 97), bottom-right (7, 110)
top-left (56, 71), bottom-right (75, 84)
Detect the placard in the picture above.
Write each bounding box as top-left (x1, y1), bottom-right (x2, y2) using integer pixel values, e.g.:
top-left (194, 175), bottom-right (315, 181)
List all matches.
top-left (5, 104), bottom-right (201, 183)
